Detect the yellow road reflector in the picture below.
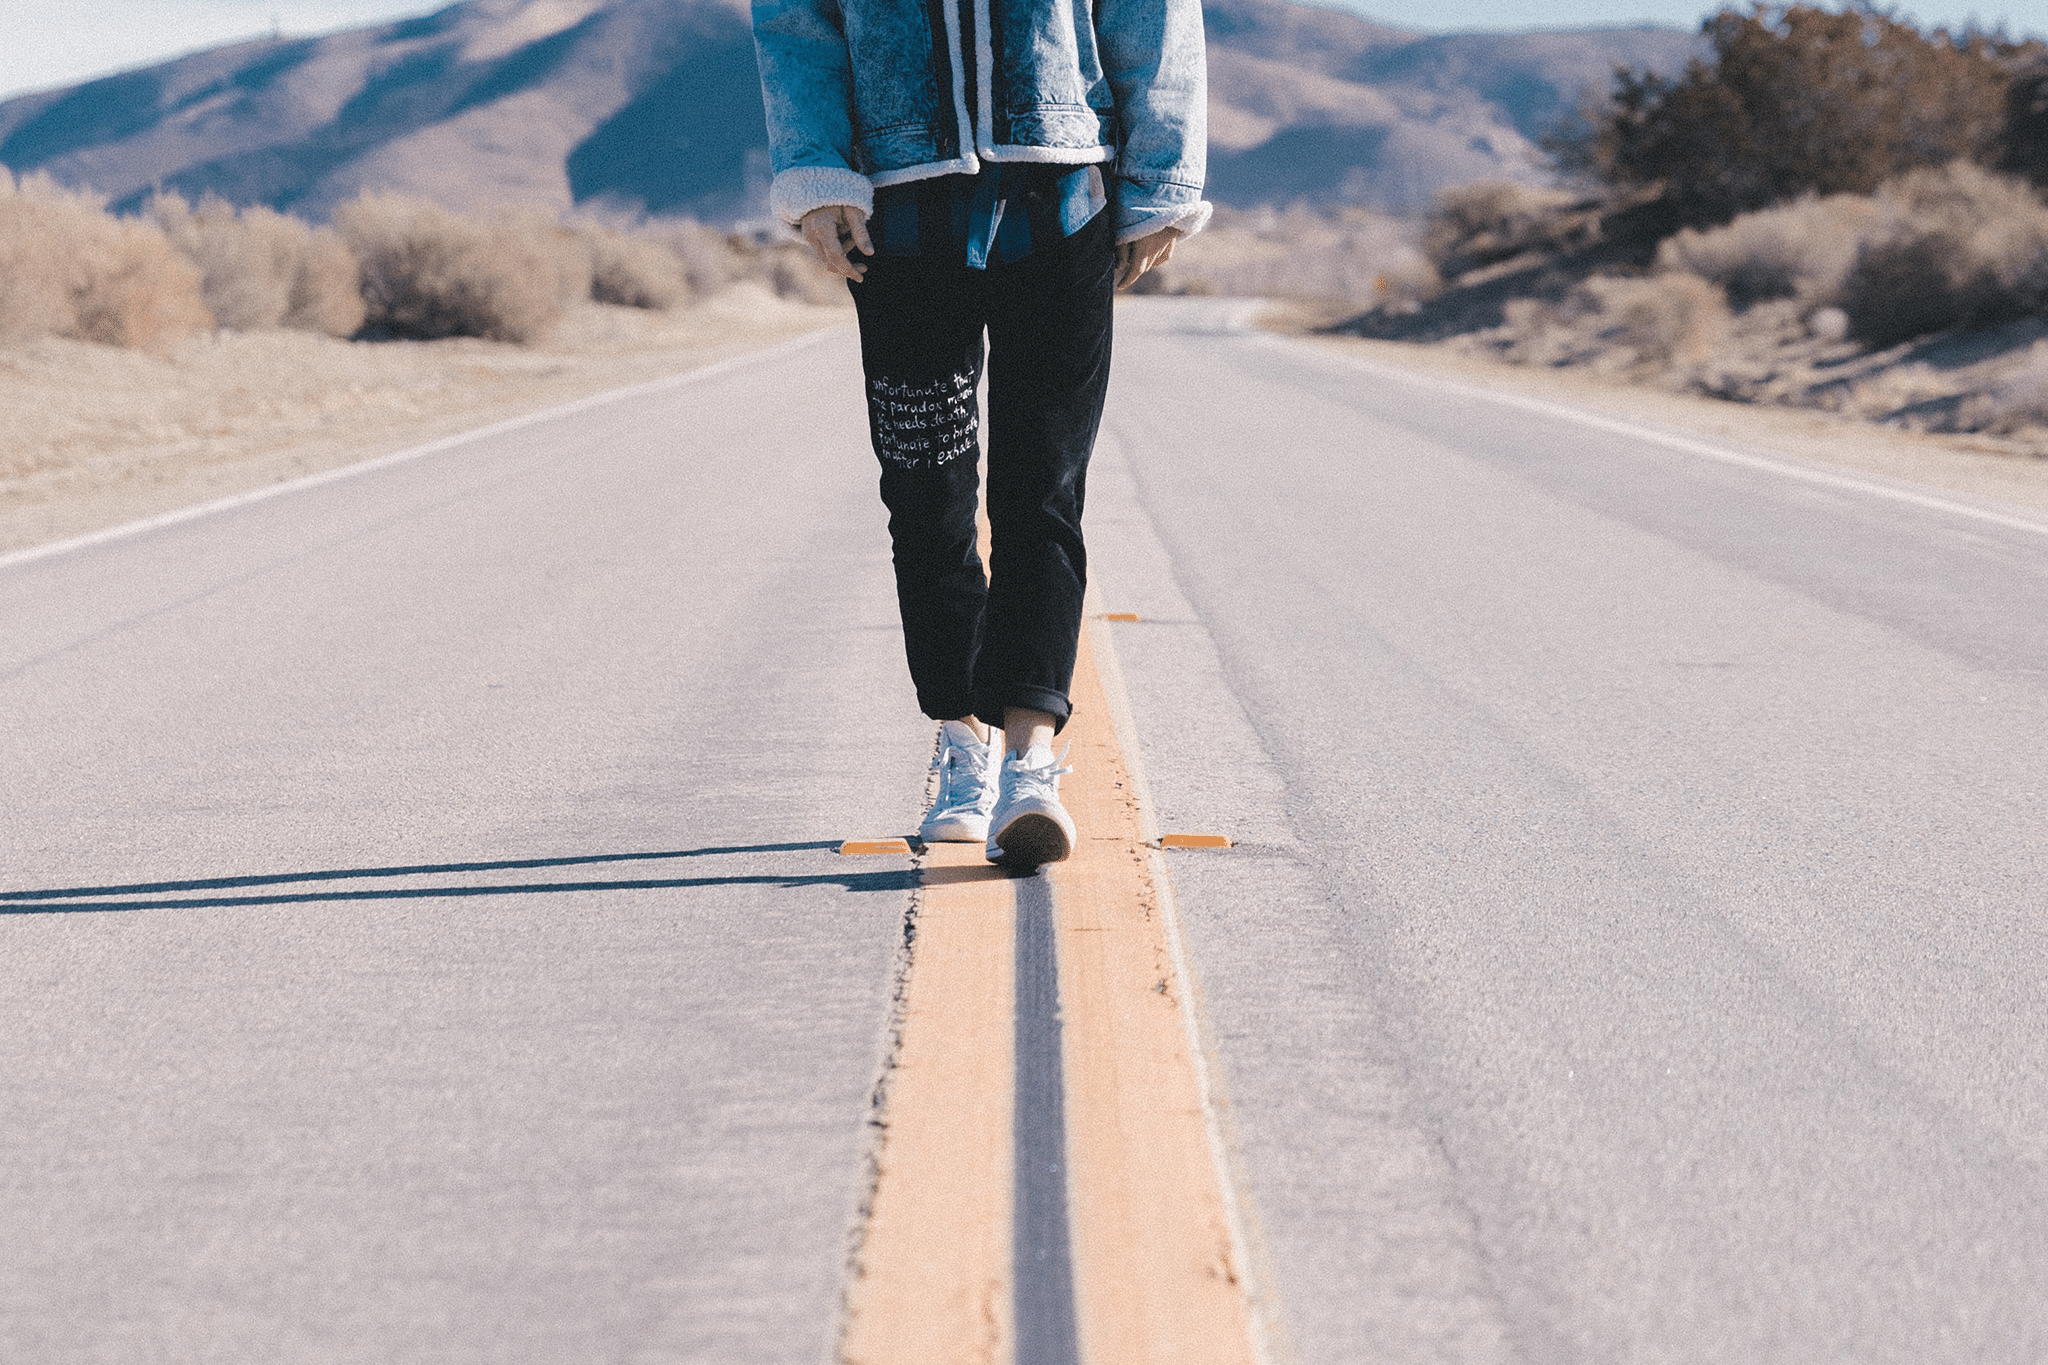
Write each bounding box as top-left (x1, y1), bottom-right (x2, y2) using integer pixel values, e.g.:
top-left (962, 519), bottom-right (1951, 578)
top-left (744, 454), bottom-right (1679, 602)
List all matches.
top-left (841, 838), bottom-right (913, 856)
top-left (1102, 612), bottom-right (1142, 622)
top-left (1159, 833), bottom-right (1233, 849)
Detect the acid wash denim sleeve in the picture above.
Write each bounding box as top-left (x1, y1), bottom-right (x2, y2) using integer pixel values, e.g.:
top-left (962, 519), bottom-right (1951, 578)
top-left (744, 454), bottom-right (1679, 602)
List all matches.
top-left (752, 0), bottom-right (873, 226)
top-left (1097, 0), bottom-right (1212, 242)
top-left (752, 0), bottom-right (1212, 238)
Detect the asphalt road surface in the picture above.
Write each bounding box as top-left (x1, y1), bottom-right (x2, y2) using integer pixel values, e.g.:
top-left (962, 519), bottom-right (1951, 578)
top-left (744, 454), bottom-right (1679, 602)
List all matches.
top-left (5, 301), bottom-right (2046, 1363)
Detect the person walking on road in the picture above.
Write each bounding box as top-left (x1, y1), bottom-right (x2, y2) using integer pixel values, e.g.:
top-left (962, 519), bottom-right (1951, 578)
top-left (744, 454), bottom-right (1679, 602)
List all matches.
top-left (752, 0), bottom-right (1210, 866)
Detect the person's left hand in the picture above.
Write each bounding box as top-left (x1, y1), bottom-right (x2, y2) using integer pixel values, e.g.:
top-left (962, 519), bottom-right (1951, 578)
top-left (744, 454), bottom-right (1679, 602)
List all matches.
top-left (1115, 227), bottom-right (1179, 290)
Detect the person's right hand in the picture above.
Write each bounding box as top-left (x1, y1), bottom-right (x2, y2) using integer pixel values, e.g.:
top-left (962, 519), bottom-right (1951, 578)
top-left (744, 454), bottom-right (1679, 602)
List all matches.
top-left (799, 205), bottom-right (875, 281)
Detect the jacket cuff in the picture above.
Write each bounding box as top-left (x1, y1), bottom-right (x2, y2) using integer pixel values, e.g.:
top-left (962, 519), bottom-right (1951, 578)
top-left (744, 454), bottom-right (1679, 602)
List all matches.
top-left (1115, 200), bottom-right (1212, 244)
top-left (768, 166), bottom-right (875, 227)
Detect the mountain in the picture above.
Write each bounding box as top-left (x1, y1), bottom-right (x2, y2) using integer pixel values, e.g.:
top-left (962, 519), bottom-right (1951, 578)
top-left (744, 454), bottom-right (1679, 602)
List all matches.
top-left (0, 0), bottom-right (1701, 222)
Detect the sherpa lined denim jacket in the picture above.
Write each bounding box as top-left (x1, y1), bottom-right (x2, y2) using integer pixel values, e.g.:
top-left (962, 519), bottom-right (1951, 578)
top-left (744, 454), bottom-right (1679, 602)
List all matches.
top-left (751, 0), bottom-right (1210, 243)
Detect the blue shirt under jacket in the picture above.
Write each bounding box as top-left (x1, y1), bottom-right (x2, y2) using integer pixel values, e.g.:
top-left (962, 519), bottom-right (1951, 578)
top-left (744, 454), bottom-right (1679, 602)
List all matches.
top-left (869, 163), bottom-right (1108, 270)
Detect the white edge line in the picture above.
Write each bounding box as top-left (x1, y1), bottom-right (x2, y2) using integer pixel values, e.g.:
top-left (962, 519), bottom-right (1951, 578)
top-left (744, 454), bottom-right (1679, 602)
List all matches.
top-left (1083, 598), bottom-right (1284, 1365)
top-left (1146, 844), bottom-right (1281, 1365)
top-left (0, 327), bottom-right (840, 574)
top-left (1257, 332), bottom-right (2048, 542)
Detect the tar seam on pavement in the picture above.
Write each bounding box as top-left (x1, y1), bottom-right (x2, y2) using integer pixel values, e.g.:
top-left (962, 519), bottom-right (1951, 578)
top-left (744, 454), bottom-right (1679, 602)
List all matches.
top-left (1013, 871), bottom-right (1083, 1365)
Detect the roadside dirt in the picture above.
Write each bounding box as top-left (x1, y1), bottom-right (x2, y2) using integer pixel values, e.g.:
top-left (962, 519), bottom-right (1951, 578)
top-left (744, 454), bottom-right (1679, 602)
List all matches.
top-left (1274, 309), bottom-right (2048, 524)
top-left (0, 283), bottom-right (848, 557)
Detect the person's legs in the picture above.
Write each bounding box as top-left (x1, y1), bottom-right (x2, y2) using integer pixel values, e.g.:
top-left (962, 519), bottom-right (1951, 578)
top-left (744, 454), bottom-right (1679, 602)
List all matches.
top-left (851, 247), bottom-right (1006, 841)
top-left (849, 251), bottom-right (991, 725)
top-left (974, 209), bottom-right (1115, 867)
top-left (1002, 706), bottom-right (1055, 757)
top-left (972, 208), bottom-right (1116, 737)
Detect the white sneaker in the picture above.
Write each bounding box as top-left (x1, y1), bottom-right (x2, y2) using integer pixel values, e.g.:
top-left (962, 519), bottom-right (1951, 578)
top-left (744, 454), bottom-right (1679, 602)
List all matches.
top-left (919, 721), bottom-right (999, 842)
top-left (985, 742), bottom-right (1076, 868)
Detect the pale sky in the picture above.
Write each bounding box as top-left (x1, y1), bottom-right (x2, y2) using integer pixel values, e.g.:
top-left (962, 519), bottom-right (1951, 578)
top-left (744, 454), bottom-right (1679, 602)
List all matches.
top-left (5, 0), bottom-right (2047, 102)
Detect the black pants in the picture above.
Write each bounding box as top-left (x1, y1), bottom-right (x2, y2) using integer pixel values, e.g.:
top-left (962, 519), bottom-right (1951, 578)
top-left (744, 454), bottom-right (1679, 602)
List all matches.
top-left (849, 208), bottom-right (1114, 735)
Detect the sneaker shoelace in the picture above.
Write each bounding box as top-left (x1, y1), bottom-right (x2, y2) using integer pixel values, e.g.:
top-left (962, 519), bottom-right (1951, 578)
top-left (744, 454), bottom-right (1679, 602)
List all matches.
top-left (931, 738), bottom-right (994, 812)
top-left (1003, 744), bottom-right (1073, 802)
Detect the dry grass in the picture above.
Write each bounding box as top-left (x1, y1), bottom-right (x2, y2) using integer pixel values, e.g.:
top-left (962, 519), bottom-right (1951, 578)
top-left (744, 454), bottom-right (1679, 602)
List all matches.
top-left (1837, 163), bottom-right (2048, 347)
top-left (1425, 180), bottom-right (1595, 278)
top-left (577, 223), bottom-right (692, 310)
top-left (147, 193), bottom-right (365, 337)
top-left (643, 219), bottom-right (751, 295)
top-left (1654, 163), bottom-right (2048, 347)
top-left (337, 193), bottom-right (593, 343)
top-left (626, 218), bottom-right (844, 304)
top-left (1139, 204), bottom-right (1438, 310)
top-left (762, 246), bottom-right (853, 306)
top-left (1493, 273), bottom-right (1732, 378)
top-left (1428, 161), bottom-right (2048, 440)
top-left (0, 184), bottom-right (855, 553)
top-left (1459, 266), bottom-right (2048, 446)
top-left (1656, 193), bottom-right (1880, 305)
top-left (0, 171), bottom-right (213, 350)
top-left (0, 285), bottom-right (847, 554)
top-left (572, 211), bottom-right (847, 309)
top-left (3, 176), bottom-right (843, 351)
top-left (1956, 339), bottom-right (2048, 433)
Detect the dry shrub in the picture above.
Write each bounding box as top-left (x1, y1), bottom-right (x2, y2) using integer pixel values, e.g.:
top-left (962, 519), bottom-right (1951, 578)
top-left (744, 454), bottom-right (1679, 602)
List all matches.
top-left (637, 219), bottom-right (749, 294)
top-left (0, 173), bottom-right (74, 344)
top-left (574, 222), bottom-right (692, 309)
top-left (1426, 180), bottom-right (1596, 277)
top-left (606, 218), bottom-right (844, 305)
top-left (750, 242), bottom-right (842, 304)
top-left (1656, 193), bottom-right (1879, 304)
top-left (1959, 339), bottom-right (2048, 431)
top-left (336, 192), bottom-right (591, 342)
top-left (1837, 162), bottom-right (2048, 347)
top-left (1496, 272), bottom-right (1731, 375)
top-left (1574, 273), bottom-right (1732, 366)
top-left (147, 192), bottom-right (364, 336)
top-left (0, 170), bottom-right (212, 349)
top-left (1141, 204), bottom-right (1438, 308)
top-left (1652, 163), bottom-right (2048, 347)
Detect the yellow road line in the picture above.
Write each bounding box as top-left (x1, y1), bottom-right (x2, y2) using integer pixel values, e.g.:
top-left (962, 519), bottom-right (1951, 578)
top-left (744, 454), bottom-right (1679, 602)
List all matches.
top-left (841, 603), bottom-right (1264, 1364)
top-left (1054, 619), bottom-right (1261, 1365)
top-left (842, 842), bottom-right (1017, 1365)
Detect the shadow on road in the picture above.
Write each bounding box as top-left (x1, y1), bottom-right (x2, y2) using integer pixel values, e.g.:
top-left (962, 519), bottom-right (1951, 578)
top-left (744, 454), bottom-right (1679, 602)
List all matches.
top-left (0, 841), bottom-right (917, 914)
top-left (922, 863), bottom-right (1028, 886)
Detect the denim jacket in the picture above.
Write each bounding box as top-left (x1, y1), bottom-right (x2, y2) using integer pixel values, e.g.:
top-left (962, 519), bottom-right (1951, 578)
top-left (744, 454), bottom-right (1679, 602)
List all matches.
top-left (751, 0), bottom-right (1210, 243)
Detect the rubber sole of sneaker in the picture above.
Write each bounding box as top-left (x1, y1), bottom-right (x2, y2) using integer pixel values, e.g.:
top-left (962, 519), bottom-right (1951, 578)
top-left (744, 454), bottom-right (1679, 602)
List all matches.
top-left (989, 812), bottom-right (1073, 868)
top-left (920, 814), bottom-right (991, 843)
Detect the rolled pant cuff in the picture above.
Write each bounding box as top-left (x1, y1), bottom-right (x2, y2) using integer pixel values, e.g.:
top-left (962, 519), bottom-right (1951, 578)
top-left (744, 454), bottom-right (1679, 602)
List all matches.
top-left (978, 685), bottom-right (1073, 737)
top-left (917, 693), bottom-right (978, 724)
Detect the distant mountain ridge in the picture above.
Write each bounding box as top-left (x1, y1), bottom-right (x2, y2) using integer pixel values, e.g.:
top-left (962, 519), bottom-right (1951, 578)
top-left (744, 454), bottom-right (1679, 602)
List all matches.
top-left (0, 0), bottom-right (1700, 221)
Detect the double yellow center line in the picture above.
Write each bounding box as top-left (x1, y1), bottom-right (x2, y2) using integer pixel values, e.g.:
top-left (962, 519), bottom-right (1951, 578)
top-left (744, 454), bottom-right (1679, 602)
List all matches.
top-left (841, 615), bottom-right (1268, 1365)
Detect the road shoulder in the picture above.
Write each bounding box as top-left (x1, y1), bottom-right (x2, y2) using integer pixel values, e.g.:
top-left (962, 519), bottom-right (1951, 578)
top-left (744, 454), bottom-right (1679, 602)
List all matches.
top-left (0, 287), bottom-right (848, 557)
top-left (1287, 325), bottom-right (2048, 523)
